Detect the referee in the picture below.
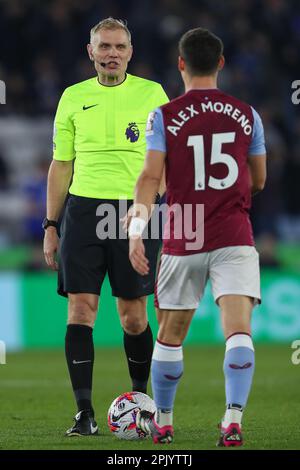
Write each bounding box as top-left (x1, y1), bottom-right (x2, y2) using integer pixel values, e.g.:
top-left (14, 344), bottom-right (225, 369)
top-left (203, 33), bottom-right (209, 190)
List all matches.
top-left (43, 18), bottom-right (168, 436)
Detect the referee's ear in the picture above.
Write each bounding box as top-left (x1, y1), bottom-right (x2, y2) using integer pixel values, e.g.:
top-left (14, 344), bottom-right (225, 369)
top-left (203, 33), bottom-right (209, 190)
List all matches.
top-left (87, 43), bottom-right (94, 62)
top-left (128, 45), bottom-right (133, 63)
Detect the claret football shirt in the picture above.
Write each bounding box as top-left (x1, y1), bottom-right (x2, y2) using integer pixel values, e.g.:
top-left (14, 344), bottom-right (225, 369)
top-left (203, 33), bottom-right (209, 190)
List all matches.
top-left (146, 89), bottom-right (266, 254)
top-left (53, 74), bottom-right (168, 199)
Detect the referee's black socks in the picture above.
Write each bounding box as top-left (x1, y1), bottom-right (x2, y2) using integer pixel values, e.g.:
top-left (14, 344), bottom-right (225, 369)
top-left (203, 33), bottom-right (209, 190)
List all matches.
top-left (123, 323), bottom-right (153, 394)
top-left (65, 324), bottom-right (94, 414)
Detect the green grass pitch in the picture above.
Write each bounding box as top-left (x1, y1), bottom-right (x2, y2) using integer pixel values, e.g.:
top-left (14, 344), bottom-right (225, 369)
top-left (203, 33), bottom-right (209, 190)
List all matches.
top-left (1, 345), bottom-right (299, 450)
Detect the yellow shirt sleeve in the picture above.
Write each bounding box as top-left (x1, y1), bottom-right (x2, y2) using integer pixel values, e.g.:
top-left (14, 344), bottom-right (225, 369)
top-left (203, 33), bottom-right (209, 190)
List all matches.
top-left (152, 84), bottom-right (169, 109)
top-left (53, 89), bottom-right (75, 161)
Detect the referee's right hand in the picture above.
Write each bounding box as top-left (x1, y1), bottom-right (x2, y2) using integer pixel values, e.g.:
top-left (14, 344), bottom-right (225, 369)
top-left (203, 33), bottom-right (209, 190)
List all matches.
top-left (43, 227), bottom-right (59, 271)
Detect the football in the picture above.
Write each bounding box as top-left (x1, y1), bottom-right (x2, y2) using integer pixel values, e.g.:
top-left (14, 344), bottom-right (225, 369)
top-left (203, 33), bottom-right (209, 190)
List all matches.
top-left (107, 391), bottom-right (156, 440)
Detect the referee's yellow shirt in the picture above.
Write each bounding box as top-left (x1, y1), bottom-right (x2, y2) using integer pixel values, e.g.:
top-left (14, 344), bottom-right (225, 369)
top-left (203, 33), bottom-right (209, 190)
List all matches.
top-left (53, 74), bottom-right (168, 199)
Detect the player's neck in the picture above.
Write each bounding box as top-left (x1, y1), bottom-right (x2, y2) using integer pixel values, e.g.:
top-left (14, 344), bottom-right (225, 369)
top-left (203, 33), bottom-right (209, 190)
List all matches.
top-left (185, 76), bottom-right (218, 92)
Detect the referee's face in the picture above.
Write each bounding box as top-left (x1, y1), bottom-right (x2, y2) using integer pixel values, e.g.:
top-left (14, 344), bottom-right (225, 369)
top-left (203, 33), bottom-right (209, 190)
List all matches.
top-left (88, 28), bottom-right (133, 84)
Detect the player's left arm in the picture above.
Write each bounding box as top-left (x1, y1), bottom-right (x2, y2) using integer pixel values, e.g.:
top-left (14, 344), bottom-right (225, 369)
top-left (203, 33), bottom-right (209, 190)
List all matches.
top-left (248, 107), bottom-right (267, 195)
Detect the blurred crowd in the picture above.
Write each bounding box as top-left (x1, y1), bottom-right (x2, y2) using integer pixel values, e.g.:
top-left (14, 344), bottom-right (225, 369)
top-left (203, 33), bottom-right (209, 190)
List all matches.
top-left (0, 0), bottom-right (300, 269)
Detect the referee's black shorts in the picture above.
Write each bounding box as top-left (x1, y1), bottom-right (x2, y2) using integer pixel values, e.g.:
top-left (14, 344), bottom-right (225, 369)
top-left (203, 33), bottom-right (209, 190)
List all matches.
top-left (58, 195), bottom-right (161, 299)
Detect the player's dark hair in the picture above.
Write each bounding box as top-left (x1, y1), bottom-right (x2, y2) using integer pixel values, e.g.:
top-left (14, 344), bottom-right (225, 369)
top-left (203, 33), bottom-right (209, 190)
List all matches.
top-left (179, 28), bottom-right (224, 76)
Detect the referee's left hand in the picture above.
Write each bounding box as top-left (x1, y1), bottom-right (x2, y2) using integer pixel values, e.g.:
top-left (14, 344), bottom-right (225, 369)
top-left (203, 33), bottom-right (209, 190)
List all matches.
top-left (129, 236), bottom-right (149, 276)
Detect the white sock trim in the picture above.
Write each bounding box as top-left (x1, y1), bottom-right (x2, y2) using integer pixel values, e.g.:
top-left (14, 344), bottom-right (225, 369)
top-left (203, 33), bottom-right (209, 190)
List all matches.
top-left (152, 341), bottom-right (183, 362)
top-left (155, 409), bottom-right (173, 427)
top-left (223, 408), bottom-right (243, 427)
top-left (226, 334), bottom-right (254, 352)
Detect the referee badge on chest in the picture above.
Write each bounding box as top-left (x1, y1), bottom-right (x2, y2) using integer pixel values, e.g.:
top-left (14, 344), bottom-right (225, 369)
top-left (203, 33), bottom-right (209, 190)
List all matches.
top-left (125, 122), bottom-right (140, 142)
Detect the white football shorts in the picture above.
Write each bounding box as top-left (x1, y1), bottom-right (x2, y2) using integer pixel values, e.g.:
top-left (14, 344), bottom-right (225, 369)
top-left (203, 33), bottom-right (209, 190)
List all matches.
top-left (155, 246), bottom-right (261, 310)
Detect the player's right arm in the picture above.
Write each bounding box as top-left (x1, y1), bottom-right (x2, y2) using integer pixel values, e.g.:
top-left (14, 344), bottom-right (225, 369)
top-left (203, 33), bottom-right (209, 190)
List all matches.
top-left (44, 89), bottom-right (75, 270)
top-left (152, 85), bottom-right (169, 199)
top-left (129, 108), bottom-right (166, 275)
top-left (247, 107), bottom-right (267, 195)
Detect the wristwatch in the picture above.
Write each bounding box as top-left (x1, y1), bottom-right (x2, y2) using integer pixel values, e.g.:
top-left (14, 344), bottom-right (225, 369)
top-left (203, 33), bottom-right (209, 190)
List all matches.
top-left (42, 217), bottom-right (58, 230)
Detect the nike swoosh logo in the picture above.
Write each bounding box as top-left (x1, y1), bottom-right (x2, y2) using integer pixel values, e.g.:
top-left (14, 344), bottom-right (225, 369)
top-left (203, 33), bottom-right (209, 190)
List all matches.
top-left (229, 362), bottom-right (253, 370)
top-left (111, 406), bottom-right (137, 421)
top-left (90, 423), bottom-right (98, 434)
top-left (128, 358), bottom-right (148, 364)
top-left (72, 359), bottom-right (92, 364)
top-left (83, 104), bottom-right (98, 110)
top-left (164, 373), bottom-right (183, 380)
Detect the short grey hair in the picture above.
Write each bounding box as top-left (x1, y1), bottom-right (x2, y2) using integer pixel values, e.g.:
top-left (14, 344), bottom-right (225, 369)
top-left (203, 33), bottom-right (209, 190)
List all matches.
top-left (90, 17), bottom-right (131, 43)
